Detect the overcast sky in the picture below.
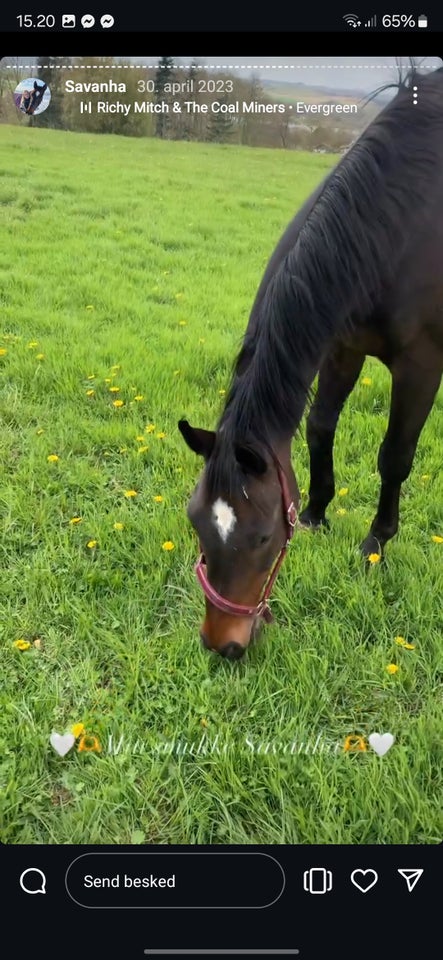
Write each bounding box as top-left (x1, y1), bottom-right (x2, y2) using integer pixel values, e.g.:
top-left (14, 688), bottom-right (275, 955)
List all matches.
top-left (12, 55), bottom-right (442, 93)
top-left (136, 56), bottom-right (442, 92)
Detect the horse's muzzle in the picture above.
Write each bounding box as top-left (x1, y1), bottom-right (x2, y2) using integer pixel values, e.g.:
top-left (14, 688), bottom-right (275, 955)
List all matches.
top-left (200, 632), bottom-right (246, 660)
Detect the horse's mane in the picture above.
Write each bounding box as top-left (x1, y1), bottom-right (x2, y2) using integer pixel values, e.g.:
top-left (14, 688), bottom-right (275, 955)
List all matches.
top-left (206, 65), bottom-right (443, 498)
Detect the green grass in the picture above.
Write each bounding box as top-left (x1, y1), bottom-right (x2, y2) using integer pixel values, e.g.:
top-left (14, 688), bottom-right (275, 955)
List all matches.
top-left (1, 125), bottom-right (442, 845)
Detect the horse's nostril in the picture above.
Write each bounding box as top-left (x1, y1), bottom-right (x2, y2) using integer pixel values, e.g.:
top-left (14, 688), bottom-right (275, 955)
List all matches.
top-left (219, 641), bottom-right (246, 661)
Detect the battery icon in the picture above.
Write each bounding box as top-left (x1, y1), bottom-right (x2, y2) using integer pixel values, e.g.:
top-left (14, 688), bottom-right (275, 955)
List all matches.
top-left (418, 14), bottom-right (428, 27)
top-left (303, 867), bottom-right (333, 894)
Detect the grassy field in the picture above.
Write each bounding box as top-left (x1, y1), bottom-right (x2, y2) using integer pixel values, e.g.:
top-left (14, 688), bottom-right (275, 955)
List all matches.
top-left (1, 125), bottom-right (442, 845)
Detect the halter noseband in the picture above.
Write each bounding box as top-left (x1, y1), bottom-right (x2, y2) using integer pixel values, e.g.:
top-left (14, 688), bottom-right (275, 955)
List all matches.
top-left (194, 460), bottom-right (297, 623)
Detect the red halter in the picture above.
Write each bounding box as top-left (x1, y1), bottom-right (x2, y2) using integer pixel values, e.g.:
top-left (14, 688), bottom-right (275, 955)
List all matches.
top-left (194, 461), bottom-right (297, 623)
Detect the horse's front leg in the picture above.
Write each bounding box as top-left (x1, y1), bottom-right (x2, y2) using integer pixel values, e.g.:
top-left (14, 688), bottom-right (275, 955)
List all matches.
top-left (360, 345), bottom-right (442, 559)
top-left (299, 344), bottom-right (364, 529)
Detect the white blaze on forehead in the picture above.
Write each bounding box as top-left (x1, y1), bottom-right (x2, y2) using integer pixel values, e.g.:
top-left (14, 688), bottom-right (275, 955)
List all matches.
top-left (212, 498), bottom-right (237, 542)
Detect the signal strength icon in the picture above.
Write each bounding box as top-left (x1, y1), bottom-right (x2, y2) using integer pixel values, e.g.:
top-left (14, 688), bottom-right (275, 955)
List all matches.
top-left (343, 13), bottom-right (362, 27)
top-left (364, 14), bottom-right (377, 27)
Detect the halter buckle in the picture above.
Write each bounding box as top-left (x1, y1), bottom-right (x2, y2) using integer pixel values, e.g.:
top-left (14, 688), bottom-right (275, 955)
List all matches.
top-left (287, 501), bottom-right (297, 527)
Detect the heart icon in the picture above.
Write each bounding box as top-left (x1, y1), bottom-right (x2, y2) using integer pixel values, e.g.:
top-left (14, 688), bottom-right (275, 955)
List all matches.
top-left (368, 732), bottom-right (395, 757)
top-left (351, 869), bottom-right (378, 893)
top-left (50, 732), bottom-right (75, 757)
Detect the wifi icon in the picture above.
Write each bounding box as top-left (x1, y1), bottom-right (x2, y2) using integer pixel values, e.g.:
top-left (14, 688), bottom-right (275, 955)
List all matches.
top-left (343, 13), bottom-right (362, 27)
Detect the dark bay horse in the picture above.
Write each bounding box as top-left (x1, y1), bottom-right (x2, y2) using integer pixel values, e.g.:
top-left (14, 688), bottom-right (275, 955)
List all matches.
top-left (179, 67), bottom-right (443, 660)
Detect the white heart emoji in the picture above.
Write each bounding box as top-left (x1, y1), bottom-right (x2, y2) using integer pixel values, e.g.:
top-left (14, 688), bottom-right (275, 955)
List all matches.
top-left (50, 732), bottom-right (75, 757)
top-left (369, 732), bottom-right (395, 757)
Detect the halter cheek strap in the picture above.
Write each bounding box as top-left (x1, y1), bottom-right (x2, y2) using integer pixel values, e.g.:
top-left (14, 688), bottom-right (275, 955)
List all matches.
top-left (194, 461), bottom-right (297, 622)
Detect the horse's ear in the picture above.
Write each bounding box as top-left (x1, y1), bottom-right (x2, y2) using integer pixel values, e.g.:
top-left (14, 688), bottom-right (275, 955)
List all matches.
top-left (178, 420), bottom-right (216, 459)
top-left (234, 444), bottom-right (267, 476)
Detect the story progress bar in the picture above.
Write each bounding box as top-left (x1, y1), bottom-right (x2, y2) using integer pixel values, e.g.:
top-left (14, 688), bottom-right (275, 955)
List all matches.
top-left (144, 951), bottom-right (299, 956)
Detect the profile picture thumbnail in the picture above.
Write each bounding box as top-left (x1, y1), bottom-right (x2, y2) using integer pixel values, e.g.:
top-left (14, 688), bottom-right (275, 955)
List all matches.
top-left (13, 78), bottom-right (51, 117)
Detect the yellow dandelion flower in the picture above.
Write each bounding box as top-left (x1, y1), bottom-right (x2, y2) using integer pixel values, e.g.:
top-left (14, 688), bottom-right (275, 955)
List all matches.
top-left (87, 539), bottom-right (98, 549)
top-left (338, 487), bottom-right (349, 497)
top-left (87, 374), bottom-right (95, 380)
top-left (119, 447), bottom-right (128, 454)
top-left (336, 508), bottom-right (347, 516)
top-left (27, 341), bottom-right (38, 348)
top-left (86, 389), bottom-right (95, 396)
top-left (36, 353), bottom-right (45, 360)
top-left (421, 474), bottom-right (431, 481)
top-left (113, 399), bottom-right (124, 408)
top-left (219, 389), bottom-right (226, 396)
top-left (13, 639), bottom-right (31, 651)
top-left (386, 664), bottom-right (399, 674)
top-left (431, 535), bottom-right (443, 543)
top-left (156, 431), bottom-right (166, 439)
top-left (124, 489), bottom-right (137, 498)
top-left (136, 435), bottom-right (145, 442)
top-left (77, 734), bottom-right (101, 752)
top-left (69, 517), bottom-right (82, 525)
top-left (137, 445), bottom-right (149, 454)
top-left (85, 305), bottom-right (94, 311)
top-left (0, 348), bottom-right (8, 357)
top-left (200, 718), bottom-right (209, 728)
top-left (153, 495), bottom-right (164, 503)
top-left (145, 424), bottom-right (156, 433)
top-left (109, 386), bottom-right (120, 393)
top-left (36, 428), bottom-right (44, 435)
top-left (394, 636), bottom-right (415, 650)
top-left (71, 723), bottom-right (85, 739)
top-left (343, 734), bottom-right (367, 752)
top-left (114, 522), bottom-right (124, 531)
top-left (104, 378), bottom-right (111, 383)
top-left (162, 541), bottom-right (175, 551)
top-left (361, 377), bottom-right (372, 386)
top-left (134, 395), bottom-right (144, 402)
top-left (368, 553), bottom-right (381, 564)
top-left (111, 365), bottom-right (121, 372)
top-left (179, 320), bottom-right (187, 326)
top-left (199, 338), bottom-right (205, 344)
top-left (47, 454), bottom-right (59, 463)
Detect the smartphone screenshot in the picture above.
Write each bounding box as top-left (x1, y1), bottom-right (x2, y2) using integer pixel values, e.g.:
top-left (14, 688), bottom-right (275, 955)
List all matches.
top-left (1, 8), bottom-right (442, 958)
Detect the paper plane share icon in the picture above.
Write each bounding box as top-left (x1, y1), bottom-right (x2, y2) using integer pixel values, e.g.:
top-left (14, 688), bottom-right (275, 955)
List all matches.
top-left (398, 869), bottom-right (424, 892)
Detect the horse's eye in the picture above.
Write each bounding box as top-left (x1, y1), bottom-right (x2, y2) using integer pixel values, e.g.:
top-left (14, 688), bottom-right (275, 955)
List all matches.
top-left (259, 534), bottom-right (271, 545)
